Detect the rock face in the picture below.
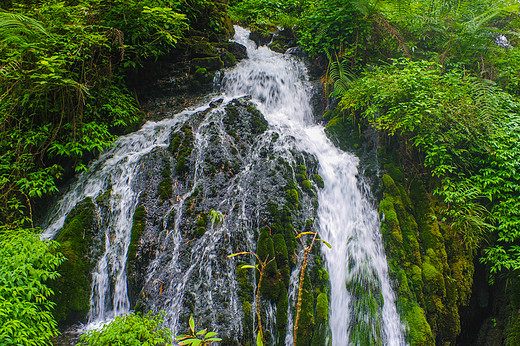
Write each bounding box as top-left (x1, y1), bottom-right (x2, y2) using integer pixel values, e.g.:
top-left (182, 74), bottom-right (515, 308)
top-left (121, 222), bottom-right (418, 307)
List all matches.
top-left (326, 110), bottom-right (475, 345)
top-left (121, 98), bottom-right (324, 344)
top-left (50, 198), bottom-right (102, 327)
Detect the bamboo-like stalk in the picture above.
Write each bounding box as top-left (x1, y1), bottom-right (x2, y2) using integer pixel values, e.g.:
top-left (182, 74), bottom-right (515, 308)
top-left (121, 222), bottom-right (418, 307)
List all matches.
top-left (293, 232), bottom-right (317, 346)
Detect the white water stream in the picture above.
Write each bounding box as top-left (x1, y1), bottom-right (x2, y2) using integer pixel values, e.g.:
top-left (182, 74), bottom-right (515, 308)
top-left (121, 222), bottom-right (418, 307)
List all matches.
top-left (43, 26), bottom-right (405, 344)
top-left (227, 26), bottom-right (405, 345)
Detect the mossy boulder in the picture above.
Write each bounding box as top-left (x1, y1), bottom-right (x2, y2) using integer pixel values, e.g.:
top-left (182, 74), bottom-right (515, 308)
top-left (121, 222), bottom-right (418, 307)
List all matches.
top-left (275, 283), bottom-right (289, 346)
top-left (220, 49), bottom-right (237, 67)
top-left (51, 198), bottom-right (98, 327)
top-left (404, 301), bottom-right (435, 345)
top-left (312, 174), bottom-right (324, 189)
top-left (214, 41), bottom-right (248, 60)
top-left (311, 293), bottom-right (329, 346)
top-left (379, 164), bottom-right (475, 344)
top-left (296, 273), bottom-right (315, 346)
top-left (257, 227), bottom-right (279, 301)
top-left (189, 40), bottom-right (218, 58)
top-left (158, 163), bottom-right (173, 200)
top-left (191, 57), bottom-right (224, 71)
top-left (249, 24), bottom-right (275, 46)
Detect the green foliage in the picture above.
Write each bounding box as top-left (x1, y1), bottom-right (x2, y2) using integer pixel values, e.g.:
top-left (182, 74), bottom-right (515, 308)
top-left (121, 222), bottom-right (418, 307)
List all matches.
top-left (0, 228), bottom-right (65, 346)
top-left (229, 0), bottom-right (303, 27)
top-left (175, 314), bottom-right (222, 345)
top-left (338, 58), bottom-right (520, 279)
top-left (297, 0), bottom-right (369, 56)
top-left (79, 312), bottom-right (174, 345)
top-left (256, 227), bottom-right (279, 301)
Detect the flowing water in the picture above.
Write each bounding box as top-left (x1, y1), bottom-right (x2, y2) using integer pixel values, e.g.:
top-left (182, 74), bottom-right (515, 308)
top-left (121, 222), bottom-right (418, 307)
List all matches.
top-left (43, 26), bottom-right (405, 344)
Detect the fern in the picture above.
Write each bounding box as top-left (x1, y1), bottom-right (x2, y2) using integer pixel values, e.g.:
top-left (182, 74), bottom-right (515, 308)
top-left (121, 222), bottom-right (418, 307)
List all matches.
top-left (325, 50), bottom-right (356, 98)
top-left (0, 11), bottom-right (49, 46)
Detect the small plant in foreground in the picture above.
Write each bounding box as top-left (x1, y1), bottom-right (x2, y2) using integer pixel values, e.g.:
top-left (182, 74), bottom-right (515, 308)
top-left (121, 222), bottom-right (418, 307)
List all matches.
top-left (175, 315), bottom-right (222, 345)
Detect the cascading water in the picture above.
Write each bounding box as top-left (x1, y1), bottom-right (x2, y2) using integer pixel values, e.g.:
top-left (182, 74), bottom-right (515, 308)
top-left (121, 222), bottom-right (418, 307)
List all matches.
top-left (225, 27), bottom-right (405, 345)
top-left (43, 26), bottom-right (405, 344)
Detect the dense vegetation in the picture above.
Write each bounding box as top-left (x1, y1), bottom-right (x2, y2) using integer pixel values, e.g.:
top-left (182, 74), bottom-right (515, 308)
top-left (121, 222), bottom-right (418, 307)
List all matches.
top-left (3, 0), bottom-right (520, 344)
top-left (0, 0), bottom-right (232, 343)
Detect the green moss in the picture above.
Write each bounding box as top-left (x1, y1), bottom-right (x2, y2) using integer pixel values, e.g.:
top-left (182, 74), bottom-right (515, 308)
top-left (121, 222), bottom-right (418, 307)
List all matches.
top-left (96, 189), bottom-right (112, 205)
top-left (257, 228), bottom-right (279, 301)
top-left (296, 173), bottom-right (307, 183)
top-left (286, 188), bottom-right (299, 205)
top-left (422, 260), bottom-right (445, 300)
top-left (275, 283), bottom-right (289, 346)
top-left (296, 164), bottom-right (307, 174)
top-left (127, 206), bottom-right (146, 266)
top-left (158, 165), bottom-right (173, 200)
top-left (237, 262), bottom-right (254, 342)
top-left (311, 293), bottom-right (328, 346)
top-left (189, 40), bottom-right (218, 58)
top-left (51, 198), bottom-right (97, 326)
top-left (404, 302), bottom-right (435, 345)
top-left (273, 233), bottom-right (290, 287)
top-left (173, 124), bottom-right (194, 178)
top-left (382, 174), bottom-right (401, 198)
top-left (312, 174), bottom-right (324, 189)
top-left (296, 274), bottom-right (315, 346)
top-left (194, 226), bottom-right (206, 237)
top-left (192, 56), bottom-right (224, 71)
top-left (383, 163), bottom-right (404, 182)
top-left (301, 180), bottom-right (313, 193)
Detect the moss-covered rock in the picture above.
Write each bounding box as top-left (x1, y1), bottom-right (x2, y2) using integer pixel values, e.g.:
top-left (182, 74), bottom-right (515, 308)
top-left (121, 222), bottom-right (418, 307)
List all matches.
top-left (276, 283), bottom-right (289, 346)
top-left (404, 301), bottom-right (435, 345)
top-left (249, 24), bottom-right (276, 46)
top-left (311, 293), bottom-right (329, 346)
top-left (296, 273), bottom-right (315, 346)
top-left (257, 227), bottom-right (279, 301)
top-left (191, 56), bottom-right (224, 71)
top-left (379, 165), bottom-right (474, 345)
top-left (189, 40), bottom-right (218, 58)
top-left (214, 41), bottom-right (248, 60)
top-left (172, 124), bottom-right (194, 178)
top-left (127, 205), bottom-right (147, 307)
top-left (158, 163), bottom-right (173, 200)
top-left (51, 198), bottom-right (98, 327)
top-left (312, 174), bottom-right (324, 189)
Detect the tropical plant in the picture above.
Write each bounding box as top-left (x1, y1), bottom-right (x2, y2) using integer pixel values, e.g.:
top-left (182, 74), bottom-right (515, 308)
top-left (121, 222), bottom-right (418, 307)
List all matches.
top-left (175, 315), bottom-right (222, 345)
top-left (333, 57), bottom-right (520, 279)
top-left (78, 312), bottom-right (174, 345)
top-left (0, 228), bottom-right (65, 346)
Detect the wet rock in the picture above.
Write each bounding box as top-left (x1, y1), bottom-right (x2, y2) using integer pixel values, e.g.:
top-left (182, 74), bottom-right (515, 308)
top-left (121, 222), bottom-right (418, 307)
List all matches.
top-left (249, 24), bottom-right (276, 46)
top-left (214, 41), bottom-right (248, 60)
top-left (50, 198), bottom-right (101, 328)
top-left (189, 40), bottom-right (218, 58)
top-left (191, 56), bottom-right (224, 71)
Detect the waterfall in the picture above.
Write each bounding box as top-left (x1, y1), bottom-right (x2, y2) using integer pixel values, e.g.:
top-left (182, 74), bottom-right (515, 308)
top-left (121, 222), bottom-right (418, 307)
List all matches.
top-left (42, 26), bottom-right (405, 344)
top-left (227, 26), bottom-right (405, 345)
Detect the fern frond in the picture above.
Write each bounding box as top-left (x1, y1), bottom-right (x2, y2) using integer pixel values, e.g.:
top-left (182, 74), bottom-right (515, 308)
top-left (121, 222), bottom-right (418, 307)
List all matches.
top-left (0, 11), bottom-right (49, 46)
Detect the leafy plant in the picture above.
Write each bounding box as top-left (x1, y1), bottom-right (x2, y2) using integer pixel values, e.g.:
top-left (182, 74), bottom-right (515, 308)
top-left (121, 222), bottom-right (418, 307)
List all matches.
top-left (175, 315), bottom-right (222, 345)
top-left (0, 228), bottom-right (65, 346)
top-left (78, 312), bottom-right (174, 345)
top-left (209, 209), bottom-right (224, 226)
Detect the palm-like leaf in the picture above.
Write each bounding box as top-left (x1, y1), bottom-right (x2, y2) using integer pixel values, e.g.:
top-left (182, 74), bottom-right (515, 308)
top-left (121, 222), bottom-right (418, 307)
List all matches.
top-left (0, 11), bottom-right (48, 46)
